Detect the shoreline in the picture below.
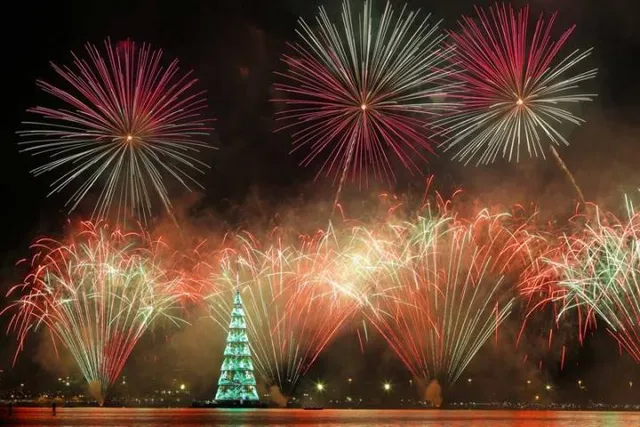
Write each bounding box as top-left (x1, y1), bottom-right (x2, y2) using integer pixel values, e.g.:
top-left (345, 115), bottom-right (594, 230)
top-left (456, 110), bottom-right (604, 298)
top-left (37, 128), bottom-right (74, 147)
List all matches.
top-left (2, 404), bottom-right (640, 412)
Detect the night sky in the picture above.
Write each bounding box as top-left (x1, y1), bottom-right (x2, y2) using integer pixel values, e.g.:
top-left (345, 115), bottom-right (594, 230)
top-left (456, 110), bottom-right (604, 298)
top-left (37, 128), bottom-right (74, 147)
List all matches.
top-left (2, 0), bottom-right (640, 403)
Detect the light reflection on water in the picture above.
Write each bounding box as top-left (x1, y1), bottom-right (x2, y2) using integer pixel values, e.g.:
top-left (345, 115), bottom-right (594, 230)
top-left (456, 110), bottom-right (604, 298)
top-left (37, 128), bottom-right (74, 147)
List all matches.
top-left (3, 408), bottom-right (640, 427)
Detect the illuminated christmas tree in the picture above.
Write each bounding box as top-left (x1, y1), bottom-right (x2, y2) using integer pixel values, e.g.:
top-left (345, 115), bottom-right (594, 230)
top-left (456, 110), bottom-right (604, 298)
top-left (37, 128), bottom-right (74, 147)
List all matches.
top-left (215, 291), bottom-right (260, 402)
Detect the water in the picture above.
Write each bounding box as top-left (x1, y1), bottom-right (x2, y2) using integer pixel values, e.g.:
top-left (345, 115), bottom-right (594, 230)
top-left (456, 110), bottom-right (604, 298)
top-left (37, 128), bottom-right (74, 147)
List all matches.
top-left (3, 408), bottom-right (640, 427)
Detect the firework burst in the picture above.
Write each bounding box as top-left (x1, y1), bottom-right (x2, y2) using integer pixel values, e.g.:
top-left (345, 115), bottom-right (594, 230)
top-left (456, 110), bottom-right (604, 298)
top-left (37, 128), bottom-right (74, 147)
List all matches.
top-left (2, 222), bottom-right (193, 404)
top-left (517, 224), bottom-right (597, 371)
top-left (274, 0), bottom-right (456, 207)
top-left (365, 209), bottom-right (533, 387)
top-left (203, 220), bottom-right (398, 399)
top-left (438, 4), bottom-right (596, 166)
top-left (541, 200), bottom-right (640, 362)
top-left (19, 39), bottom-right (214, 223)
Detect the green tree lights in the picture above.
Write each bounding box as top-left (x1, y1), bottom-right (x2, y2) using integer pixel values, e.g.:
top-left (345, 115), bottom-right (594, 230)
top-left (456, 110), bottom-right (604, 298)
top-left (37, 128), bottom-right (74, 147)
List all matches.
top-left (215, 291), bottom-right (260, 402)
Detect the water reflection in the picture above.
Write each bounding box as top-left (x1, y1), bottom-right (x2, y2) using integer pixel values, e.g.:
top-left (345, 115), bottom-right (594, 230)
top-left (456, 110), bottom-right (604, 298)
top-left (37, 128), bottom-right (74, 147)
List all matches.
top-left (4, 408), bottom-right (640, 427)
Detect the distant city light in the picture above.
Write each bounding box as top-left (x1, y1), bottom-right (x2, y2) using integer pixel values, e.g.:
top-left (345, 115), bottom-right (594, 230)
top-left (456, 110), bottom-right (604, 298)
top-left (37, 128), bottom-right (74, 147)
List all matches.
top-left (383, 382), bottom-right (391, 391)
top-left (316, 383), bottom-right (325, 391)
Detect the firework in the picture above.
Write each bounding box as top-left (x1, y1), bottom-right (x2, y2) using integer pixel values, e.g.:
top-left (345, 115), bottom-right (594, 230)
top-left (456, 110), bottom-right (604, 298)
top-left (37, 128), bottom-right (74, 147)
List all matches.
top-left (2, 222), bottom-right (193, 404)
top-left (19, 39), bottom-right (214, 223)
top-left (365, 209), bottom-right (531, 387)
top-left (438, 4), bottom-right (596, 168)
top-left (517, 224), bottom-right (597, 371)
top-left (541, 199), bottom-right (640, 362)
top-left (205, 225), bottom-right (385, 398)
top-left (274, 0), bottom-right (455, 208)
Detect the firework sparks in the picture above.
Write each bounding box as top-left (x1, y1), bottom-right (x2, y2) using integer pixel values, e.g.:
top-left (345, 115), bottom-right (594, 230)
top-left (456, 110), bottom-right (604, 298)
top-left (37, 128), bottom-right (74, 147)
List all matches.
top-left (540, 199), bottom-right (640, 362)
top-left (274, 0), bottom-right (456, 207)
top-left (19, 39), bottom-right (214, 223)
top-left (364, 209), bottom-right (531, 386)
top-left (438, 4), bottom-right (596, 166)
top-left (2, 222), bottom-right (193, 404)
top-left (202, 218), bottom-right (401, 398)
top-left (517, 223), bottom-right (597, 371)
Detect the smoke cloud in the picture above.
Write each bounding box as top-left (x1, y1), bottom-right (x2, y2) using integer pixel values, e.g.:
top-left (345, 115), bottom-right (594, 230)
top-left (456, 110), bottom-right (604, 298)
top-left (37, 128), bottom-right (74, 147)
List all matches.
top-left (425, 379), bottom-right (442, 408)
top-left (268, 385), bottom-right (288, 407)
top-left (87, 381), bottom-right (104, 406)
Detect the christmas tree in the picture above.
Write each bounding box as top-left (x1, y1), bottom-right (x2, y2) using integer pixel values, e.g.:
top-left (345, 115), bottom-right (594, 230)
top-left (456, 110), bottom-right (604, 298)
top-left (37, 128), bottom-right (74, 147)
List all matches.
top-left (215, 290), bottom-right (260, 402)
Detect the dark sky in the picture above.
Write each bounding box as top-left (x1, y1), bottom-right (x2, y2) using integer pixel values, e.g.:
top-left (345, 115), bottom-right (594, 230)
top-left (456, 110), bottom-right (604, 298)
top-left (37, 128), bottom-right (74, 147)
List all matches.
top-left (2, 0), bottom-right (640, 249)
top-left (1, 0), bottom-right (640, 402)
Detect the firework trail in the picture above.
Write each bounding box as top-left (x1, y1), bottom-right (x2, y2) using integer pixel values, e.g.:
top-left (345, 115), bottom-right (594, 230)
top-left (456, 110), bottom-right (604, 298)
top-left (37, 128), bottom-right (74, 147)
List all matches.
top-left (274, 0), bottom-right (456, 210)
top-left (365, 208), bottom-right (534, 387)
top-left (2, 222), bottom-right (194, 404)
top-left (549, 146), bottom-right (586, 204)
top-left (205, 226), bottom-right (382, 397)
top-left (540, 199), bottom-right (640, 362)
top-left (19, 39), bottom-right (214, 224)
top-left (438, 4), bottom-right (596, 201)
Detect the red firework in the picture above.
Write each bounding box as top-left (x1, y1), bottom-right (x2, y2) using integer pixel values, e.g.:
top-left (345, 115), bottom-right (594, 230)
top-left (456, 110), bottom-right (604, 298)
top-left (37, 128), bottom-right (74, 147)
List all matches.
top-left (438, 3), bottom-right (596, 166)
top-left (516, 210), bottom-right (599, 371)
top-left (273, 1), bottom-right (455, 207)
top-left (2, 221), bottom-right (195, 404)
top-left (203, 227), bottom-right (365, 396)
top-left (19, 39), bottom-right (214, 223)
top-left (362, 204), bottom-right (536, 387)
